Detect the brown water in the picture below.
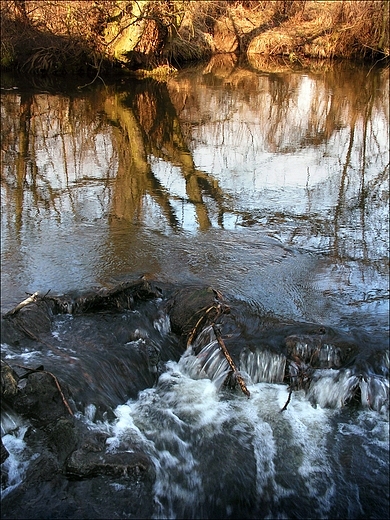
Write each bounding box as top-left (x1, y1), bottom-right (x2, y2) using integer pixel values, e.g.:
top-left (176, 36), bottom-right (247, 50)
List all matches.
top-left (1, 57), bottom-right (389, 519)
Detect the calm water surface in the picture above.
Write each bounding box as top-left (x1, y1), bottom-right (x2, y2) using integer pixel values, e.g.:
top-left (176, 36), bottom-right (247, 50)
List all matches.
top-left (1, 57), bottom-right (389, 519)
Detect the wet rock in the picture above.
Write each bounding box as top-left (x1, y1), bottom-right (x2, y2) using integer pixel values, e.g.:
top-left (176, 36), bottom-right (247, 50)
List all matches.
top-left (46, 418), bottom-right (78, 464)
top-left (1, 279), bottom-right (162, 347)
top-left (50, 278), bottom-right (163, 315)
top-left (65, 447), bottom-right (155, 481)
top-left (1, 300), bottom-right (53, 345)
top-left (168, 285), bottom-right (229, 339)
top-left (1, 471), bottom-right (155, 519)
top-left (1, 438), bottom-right (9, 464)
top-left (63, 430), bottom-right (155, 482)
top-left (2, 411), bottom-right (155, 519)
top-left (12, 371), bottom-right (72, 427)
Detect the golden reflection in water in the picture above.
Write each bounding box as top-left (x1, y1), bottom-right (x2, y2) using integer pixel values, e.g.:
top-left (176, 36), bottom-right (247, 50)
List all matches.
top-left (1, 61), bottom-right (388, 267)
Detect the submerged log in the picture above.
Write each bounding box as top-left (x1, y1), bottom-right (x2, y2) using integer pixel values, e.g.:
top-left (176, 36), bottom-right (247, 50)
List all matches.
top-left (1, 278), bottom-right (162, 345)
top-left (1, 280), bottom-right (387, 417)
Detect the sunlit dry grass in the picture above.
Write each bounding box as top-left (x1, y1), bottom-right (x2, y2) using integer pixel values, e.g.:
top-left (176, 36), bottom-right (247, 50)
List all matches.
top-left (0, 1), bottom-right (388, 74)
top-left (248, 1), bottom-right (389, 59)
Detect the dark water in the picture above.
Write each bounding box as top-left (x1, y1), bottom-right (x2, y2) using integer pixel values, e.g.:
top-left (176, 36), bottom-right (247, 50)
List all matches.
top-left (1, 57), bottom-right (389, 518)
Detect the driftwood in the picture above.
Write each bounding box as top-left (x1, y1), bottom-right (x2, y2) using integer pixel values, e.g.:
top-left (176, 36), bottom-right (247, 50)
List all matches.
top-left (172, 288), bottom-right (250, 397)
top-left (4, 292), bottom-right (40, 317)
top-left (186, 303), bottom-right (225, 347)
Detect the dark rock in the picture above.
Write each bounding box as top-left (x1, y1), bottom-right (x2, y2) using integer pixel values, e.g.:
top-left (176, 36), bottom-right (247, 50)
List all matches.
top-left (1, 300), bottom-right (53, 345)
top-left (46, 418), bottom-right (78, 464)
top-left (285, 334), bottom-right (358, 369)
top-left (65, 447), bottom-right (155, 481)
top-left (1, 438), bottom-right (9, 464)
top-left (168, 285), bottom-right (229, 338)
top-left (12, 371), bottom-right (71, 427)
top-left (1, 472), bottom-right (155, 519)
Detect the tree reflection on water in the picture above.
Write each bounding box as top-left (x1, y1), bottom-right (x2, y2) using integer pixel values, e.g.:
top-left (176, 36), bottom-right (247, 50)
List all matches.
top-left (1, 59), bottom-right (388, 325)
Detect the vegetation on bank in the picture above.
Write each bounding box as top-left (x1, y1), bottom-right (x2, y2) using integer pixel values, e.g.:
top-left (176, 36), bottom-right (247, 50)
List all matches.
top-left (1, 1), bottom-right (389, 76)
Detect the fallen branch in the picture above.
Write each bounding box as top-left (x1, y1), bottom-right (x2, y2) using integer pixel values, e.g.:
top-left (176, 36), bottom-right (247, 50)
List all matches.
top-left (4, 292), bottom-right (39, 317)
top-left (212, 325), bottom-right (250, 398)
top-left (186, 303), bottom-right (223, 347)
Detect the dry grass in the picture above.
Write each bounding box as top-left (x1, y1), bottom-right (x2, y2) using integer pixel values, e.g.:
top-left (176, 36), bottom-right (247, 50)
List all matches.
top-left (134, 63), bottom-right (178, 80)
top-left (247, 1), bottom-right (389, 59)
top-left (1, 1), bottom-right (388, 75)
top-left (0, 0), bottom-right (112, 73)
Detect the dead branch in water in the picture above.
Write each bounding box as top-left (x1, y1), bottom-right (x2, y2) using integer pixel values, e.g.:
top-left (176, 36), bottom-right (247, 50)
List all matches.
top-left (212, 325), bottom-right (250, 398)
top-left (280, 389), bottom-right (292, 412)
top-left (186, 303), bottom-right (223, 347)
top-left (4, 292), bottom-right (40, 317)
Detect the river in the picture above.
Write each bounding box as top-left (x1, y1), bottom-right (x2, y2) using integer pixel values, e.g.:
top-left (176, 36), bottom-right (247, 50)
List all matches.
top-left (1, 56), bottom-right (389, 519)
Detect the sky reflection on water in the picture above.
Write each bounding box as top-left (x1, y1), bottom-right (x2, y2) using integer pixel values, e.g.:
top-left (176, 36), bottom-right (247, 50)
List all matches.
top-left (1, 59), bottom-right (388, 332)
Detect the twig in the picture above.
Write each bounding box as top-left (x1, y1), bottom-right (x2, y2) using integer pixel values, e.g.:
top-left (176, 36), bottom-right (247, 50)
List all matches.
top-left (78, 56), bottom-right (106, 90)
top-left (186, 304), bottom-right (222, 347)
top-left (280, 389), bottom-right (292, 412)
top-left (212, 325), bottom-right (250, 398)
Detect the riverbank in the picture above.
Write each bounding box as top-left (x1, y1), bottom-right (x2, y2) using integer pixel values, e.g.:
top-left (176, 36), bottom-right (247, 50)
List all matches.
top-left (1, 1), bottom-right (388, 76)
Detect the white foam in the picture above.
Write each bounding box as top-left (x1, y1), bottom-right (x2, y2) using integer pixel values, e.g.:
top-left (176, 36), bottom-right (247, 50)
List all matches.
top-left (359, 376), bottom-right (389, 413)
top-left (1, 426), bottom-right (36, 498)
top-left (104, 360), bottom-right (348, 518)
top-left (307, 369), bottom-right (360, 408)
top-left (153, 313), bottom-right (171, 335)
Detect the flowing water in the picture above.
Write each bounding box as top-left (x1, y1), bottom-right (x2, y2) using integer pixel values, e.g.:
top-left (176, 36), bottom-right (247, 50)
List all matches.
top-left (1, 57), bottom-right (389, 518)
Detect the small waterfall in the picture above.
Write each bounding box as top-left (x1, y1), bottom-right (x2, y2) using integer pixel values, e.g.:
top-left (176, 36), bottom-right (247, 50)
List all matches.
top-left (102, 368), bottom-right (390, 520)
top-left (306, 369), bottom-right (389, 413)
top-left (180, 326), bottom-right (231, 390)
top-left (181, 327), bottom-right (389, 414)
top-left (181, 327), bottom-right (288, 389)
top-left (153, 311), bottom-right (171, 336)
top-left (285, 335), bottom-right (344, 368)
top-left (359, 375), bottom-right (389, 412)
top-left (1, 406), bottom-right (25, 437)
top-left (306, 369), bottom-right (360, 408)
top-left (239, 348), bottom-right (286, 384)
top-left (1, 408), bottom-right (35, 499)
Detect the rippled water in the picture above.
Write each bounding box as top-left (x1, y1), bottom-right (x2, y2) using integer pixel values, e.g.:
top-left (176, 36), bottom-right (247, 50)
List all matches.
top-left (1, 57), bottom-right (389, 518)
